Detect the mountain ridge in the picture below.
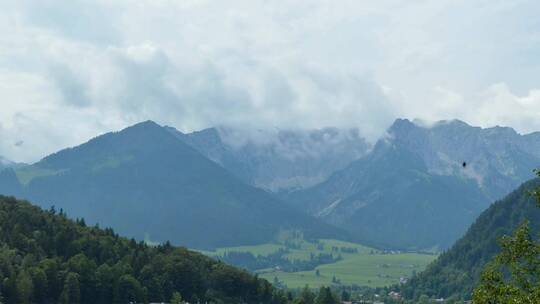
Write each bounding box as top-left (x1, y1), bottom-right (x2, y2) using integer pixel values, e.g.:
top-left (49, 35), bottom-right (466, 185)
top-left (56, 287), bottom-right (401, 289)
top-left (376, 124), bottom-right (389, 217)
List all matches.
top-left (0, 155), bottom-right (24, 171)
top-left (1, 118), bottom-right (538, 252)
top-left (0, 121), bottom-right (346, 249)
top-left (283, 118), bottom-right (540, 250)
top-left (172, 125), bottom-right (371, 192)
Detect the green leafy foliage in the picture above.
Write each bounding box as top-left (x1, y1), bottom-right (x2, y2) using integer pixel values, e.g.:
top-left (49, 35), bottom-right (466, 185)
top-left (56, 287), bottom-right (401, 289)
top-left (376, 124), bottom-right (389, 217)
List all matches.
top-left (314, 287), bottom-right (340, 304)
top-left (0, 195), bottom-right (288, 304)
top-left (60, 273), bottom-right (81, 304)
top-left (294, 286), bottom-right (316, 304)
top-left (400, 175), bottom-right (540, 301)
top-left (472, 170), bottom-right (540, 303)
top-left (170, 291), bottom-right (183, 304)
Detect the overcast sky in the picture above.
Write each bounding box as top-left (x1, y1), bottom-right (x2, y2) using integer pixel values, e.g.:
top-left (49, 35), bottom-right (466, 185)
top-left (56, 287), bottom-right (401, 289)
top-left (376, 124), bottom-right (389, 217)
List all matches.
top-left (1, 0), bottom-right (540, 162)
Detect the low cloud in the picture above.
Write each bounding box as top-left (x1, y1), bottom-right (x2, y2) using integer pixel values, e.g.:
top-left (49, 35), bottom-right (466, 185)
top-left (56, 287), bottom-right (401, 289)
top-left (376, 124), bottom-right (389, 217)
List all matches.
top-left (0, 1), bottom-right (539, 162)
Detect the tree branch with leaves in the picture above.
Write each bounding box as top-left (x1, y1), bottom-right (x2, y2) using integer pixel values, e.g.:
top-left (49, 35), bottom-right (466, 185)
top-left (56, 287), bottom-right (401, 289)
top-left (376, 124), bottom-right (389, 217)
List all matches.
top-left (473, 169), bottom-right (540, 303)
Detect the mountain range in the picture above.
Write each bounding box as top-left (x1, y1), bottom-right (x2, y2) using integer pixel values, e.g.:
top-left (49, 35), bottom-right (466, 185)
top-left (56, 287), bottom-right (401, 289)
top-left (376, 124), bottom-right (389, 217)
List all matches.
top-left (0, 121), bottom-right (343, 249)
top-left (283, 119), bottom-right (540, 250)
top-left (1, 118), bottom-right (539, 252)
top-left (171, 126), bottom-right (370, 192)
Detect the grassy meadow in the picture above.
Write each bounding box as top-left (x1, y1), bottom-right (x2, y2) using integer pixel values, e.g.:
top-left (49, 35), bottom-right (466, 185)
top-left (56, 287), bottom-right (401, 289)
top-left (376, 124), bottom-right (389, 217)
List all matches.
top-left (201, 238), bottom-right (437, 289)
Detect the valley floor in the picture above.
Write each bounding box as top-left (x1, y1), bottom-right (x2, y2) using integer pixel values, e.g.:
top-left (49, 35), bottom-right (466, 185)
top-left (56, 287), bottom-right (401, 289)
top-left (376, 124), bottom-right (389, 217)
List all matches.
top-left (200, 238), bottom-right (436, 289)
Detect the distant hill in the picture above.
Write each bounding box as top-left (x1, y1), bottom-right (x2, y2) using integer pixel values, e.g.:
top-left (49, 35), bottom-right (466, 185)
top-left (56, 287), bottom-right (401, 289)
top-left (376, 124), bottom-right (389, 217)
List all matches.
top-left (0, 121), bottom-right (344, 249)
top-left (172, 126), bottom-right (370, 192)
top-left (0, 195), bottom-right (288, 304)
top-left (0, 156), bottom-right (23, 171)
top-left (0, 156), bottom-right (11, 170)
top-left (400, 178), bottom-right (540, 301)
top-left (284, 119), bottom-right (540, 250)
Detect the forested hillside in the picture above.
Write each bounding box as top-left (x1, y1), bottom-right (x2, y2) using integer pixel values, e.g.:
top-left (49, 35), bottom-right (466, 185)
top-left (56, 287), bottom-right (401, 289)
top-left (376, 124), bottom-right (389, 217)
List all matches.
top-left (400, 177), bottom-right (540, 301)
top-left (0, 195), bottom-right (291, 304)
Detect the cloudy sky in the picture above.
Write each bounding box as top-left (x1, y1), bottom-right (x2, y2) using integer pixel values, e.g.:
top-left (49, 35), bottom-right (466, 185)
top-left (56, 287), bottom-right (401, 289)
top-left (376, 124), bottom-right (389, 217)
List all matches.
top-left (1, 0), bottom-right (540, 162)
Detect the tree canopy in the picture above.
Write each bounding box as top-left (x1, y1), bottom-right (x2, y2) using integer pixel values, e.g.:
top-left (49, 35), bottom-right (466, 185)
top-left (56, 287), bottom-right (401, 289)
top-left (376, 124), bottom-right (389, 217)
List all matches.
top-left (472, 169), bottom-right (540, 303)
top-left (0, 195), bottom-right (286, 304)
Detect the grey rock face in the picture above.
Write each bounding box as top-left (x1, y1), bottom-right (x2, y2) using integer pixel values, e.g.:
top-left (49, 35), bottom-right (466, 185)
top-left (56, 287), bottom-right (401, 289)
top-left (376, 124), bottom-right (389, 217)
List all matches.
top-left (171, 126), bottom-right (371, 192)
top-left (389, 119), bottom-right (540, 200)
top-left (285, 119), bottom-right (540, 250)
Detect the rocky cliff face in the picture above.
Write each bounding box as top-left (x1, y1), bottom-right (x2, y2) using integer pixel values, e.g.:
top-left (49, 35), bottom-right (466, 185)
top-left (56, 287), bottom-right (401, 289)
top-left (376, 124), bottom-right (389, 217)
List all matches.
top-left (388, 119), bottom-right (540, 200)
top-left (173, 126), bottom-right (371, 192)
top-left (284, 119), bottom-right (540, 250)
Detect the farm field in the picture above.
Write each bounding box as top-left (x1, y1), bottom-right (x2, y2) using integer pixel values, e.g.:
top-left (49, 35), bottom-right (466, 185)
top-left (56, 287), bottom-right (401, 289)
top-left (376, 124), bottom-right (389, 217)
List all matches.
top-left (202, 238), bottom-right (437, 289)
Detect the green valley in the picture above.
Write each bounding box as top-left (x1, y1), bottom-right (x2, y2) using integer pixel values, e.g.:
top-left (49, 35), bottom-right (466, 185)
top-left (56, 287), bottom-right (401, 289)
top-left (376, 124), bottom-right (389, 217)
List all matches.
top-left (201, 238), bottom-right (436, 289)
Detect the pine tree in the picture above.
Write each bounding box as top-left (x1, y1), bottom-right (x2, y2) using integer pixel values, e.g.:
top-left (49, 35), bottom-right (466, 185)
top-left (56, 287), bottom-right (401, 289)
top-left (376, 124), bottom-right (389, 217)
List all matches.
top-left (418, 294), bottom-right (430, 304)
top-left (61, 272), bottom-right (81, 304)
top-left (0, 196), bottom-right (289, 304)
top-left (340, 290), bottom-right (350, 301)
top-left (16, 271), bottom-right (34, 304)
top-left (114, 274), bottom-right (143, 304)
top-left (294, 285), bottom-right (315, 304)
top-left (170, 291), bottom-right (183, 304)
top-left (30, 268), bottom-right (48, 303)
top-left (96, 264), bottom-right (114, 303)
top-left (315, 287), bottom-right (339, 304)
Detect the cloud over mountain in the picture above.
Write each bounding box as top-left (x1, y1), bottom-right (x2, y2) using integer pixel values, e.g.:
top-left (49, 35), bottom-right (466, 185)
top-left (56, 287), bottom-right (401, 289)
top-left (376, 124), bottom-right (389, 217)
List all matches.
top-left (1, 1), bottom-right (540, 162)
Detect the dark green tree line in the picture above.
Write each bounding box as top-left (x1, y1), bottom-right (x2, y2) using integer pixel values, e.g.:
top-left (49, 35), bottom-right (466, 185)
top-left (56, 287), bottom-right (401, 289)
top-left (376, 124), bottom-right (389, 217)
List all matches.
top-left (0, 196), bottom-right (286, 304)
top-left (0, 195), bottom-right (347, 304)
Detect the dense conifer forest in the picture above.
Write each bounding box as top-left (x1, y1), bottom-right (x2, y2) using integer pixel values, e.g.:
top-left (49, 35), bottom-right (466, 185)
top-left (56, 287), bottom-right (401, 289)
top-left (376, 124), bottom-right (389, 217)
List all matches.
top-left (0, 195), bottom-right (294, 304)
top-left (0, 195), bottom-right (347, 304)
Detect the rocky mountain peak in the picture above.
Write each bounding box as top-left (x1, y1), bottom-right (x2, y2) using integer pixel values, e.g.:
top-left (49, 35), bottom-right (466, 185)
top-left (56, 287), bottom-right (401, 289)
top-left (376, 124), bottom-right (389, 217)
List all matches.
top-left (388, 118), bottom-right (418, 135)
